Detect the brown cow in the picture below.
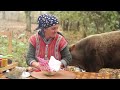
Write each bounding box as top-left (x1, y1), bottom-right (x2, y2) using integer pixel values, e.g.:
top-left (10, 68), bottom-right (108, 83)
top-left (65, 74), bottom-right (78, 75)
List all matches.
top-left (69, 31), bottom-right (120, 72)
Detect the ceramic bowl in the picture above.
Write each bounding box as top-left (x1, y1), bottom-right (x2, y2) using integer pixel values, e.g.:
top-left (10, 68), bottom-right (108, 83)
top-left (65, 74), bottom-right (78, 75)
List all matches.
top-left (43, 71), bottom-right (57, 76)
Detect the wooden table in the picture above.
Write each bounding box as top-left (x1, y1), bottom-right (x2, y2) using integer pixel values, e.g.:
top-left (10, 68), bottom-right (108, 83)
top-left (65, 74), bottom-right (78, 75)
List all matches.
top-left (0, 62), bottom-right (18, 74)
top-left (30, 70), bottom-right (76, 79)
top-left (0, 62), bottom-right (18, 79)
top-left (73, 72), bottom-right (112, 79)
top-left (0, 69), bottom-right (112, 79)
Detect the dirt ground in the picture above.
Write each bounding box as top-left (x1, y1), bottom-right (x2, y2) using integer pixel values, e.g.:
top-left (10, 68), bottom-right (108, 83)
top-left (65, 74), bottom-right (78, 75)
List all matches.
top-left (0, 19), bottom-right (37, 32)
top-left (0, 19), bottom-right (38, 44)
top-left (1, 19), bottom-right (120, 79)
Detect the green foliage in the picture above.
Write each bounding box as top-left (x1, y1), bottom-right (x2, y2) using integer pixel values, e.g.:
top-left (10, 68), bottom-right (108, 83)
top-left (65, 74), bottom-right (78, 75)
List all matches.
top-left (12, 40), bottom-right (28, 67)
top-left (0, 36), bottom-right (28, 67)
top-left (63, 31), bottom-right (83, 45)
top-left (0, 37), bottom-right (9, 54)
top-left (49, 11), bottom-right (120, 35)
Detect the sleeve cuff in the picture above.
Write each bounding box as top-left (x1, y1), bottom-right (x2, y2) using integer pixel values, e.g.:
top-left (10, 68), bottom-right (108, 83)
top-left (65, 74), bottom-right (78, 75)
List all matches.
top-left (29, 60), bottom-right (36, 66)
top-left (61, 59), bottom-right (67, 68)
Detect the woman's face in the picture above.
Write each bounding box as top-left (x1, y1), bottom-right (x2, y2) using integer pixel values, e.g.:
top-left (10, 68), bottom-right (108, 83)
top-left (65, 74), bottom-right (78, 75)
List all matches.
top-left (44, 24), bottom-right (59, 39)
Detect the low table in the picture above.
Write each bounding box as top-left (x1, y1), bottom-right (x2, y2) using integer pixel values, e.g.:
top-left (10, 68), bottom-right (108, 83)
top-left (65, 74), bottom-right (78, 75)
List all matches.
top-left (0, 62), bottom-right (18, 74)
top-left (31, 70), bottom-right (76, 79)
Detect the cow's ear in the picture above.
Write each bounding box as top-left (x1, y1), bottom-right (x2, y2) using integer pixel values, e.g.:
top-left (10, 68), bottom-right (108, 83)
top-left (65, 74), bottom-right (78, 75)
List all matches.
top-left (69, 44), bottom-right (75, 51)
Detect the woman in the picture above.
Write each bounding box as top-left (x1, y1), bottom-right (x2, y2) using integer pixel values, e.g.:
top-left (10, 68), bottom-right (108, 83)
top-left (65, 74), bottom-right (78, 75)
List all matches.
top-left (26, 14), bottom-right (72, 72)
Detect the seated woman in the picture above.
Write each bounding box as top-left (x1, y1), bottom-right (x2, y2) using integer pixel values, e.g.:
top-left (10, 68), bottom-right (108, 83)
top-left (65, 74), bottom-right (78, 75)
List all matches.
top-left (26, 14), bottom-right (72, 72)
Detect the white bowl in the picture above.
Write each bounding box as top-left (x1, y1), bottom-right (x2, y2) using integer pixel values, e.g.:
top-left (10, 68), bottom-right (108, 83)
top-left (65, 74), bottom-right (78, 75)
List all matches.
top-left (21, 71), bottom-right (30, 78)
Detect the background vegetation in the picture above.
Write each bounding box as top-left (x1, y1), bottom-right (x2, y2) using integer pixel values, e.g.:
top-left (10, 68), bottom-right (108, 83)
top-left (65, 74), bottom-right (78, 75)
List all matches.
top-left (0, 11), bottom-right (120, 67)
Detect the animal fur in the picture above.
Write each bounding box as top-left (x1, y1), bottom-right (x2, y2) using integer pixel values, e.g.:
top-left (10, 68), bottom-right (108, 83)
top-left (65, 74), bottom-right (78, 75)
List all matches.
top-left (69, 31), bottom-right (120, 72)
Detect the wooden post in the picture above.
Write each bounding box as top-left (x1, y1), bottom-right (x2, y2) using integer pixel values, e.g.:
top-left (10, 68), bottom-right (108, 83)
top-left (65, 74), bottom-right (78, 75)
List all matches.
top-left (8, 31), bottom-right (12, 54)
top-left (0, 31), bottom-right (12, 54)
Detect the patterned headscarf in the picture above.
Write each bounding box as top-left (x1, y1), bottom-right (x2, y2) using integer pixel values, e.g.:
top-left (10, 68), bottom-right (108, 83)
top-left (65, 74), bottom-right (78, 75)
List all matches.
top-left (36, 14), bottom-right (59, 30)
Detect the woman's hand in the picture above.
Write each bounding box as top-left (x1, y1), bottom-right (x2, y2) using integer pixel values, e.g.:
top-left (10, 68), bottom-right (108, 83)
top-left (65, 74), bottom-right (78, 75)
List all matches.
top-left (60, 63), bottom-right (64, 69)
top-left (31, 60), bottom-right (50, 71)
top-left (31, 61), bottom-right (39, 68)
top-left (60, 62), bottom-right (67, 70)
top-left (27, 66), bottom-right (40, 72)
top-left (31, 61), bottom-right (41, 71)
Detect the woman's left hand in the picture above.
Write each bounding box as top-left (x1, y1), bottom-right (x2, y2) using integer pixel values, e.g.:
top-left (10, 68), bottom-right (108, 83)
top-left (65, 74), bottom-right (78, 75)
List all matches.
top-left (60, 64), bottom-right (64, 69)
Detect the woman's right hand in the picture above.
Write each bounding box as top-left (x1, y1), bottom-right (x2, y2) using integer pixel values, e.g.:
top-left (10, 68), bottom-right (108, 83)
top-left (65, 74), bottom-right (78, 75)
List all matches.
top-left (27, 67), bottom-right (40, 72)
top-left (31, 61), bottom-right (50, 71)
top-left (31, 61), bottom-right (40, 69)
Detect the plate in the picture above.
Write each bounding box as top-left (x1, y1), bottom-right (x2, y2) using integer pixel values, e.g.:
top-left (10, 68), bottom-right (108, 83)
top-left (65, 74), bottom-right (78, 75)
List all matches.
top-left (31, 70), bottom-right (76, 79)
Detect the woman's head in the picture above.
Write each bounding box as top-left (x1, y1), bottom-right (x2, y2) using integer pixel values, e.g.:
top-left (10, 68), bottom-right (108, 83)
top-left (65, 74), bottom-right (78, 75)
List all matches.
top-left (36, 14), bottom-right (59, 39)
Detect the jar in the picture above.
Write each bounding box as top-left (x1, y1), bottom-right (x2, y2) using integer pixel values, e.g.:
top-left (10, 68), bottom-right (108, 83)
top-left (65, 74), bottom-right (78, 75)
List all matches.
top-left (1, 58), bottom-right (8, 67)
top-left (0, 60), bottom-right (2, 68)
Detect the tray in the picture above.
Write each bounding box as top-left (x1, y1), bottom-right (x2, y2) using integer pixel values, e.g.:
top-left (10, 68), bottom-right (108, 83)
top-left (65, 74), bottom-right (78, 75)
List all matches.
top-left (0, 62), bottom-right (18, 73)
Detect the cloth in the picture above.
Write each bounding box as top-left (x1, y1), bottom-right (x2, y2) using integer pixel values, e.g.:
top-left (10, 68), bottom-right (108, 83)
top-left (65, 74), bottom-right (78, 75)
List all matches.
top-left (37, 57), bottom-right (50, 71)
top-left (36, 14), bottom-right (59, 30)
top-left (37, 56), bottom-right (61, 72)
top-left (48, 56), bottom-right (61, 72)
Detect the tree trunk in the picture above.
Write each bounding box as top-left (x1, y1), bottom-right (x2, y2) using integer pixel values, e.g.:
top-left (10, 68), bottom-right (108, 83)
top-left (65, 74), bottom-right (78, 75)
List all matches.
top-left (2, 11), bottom-right (6, 19)
top-left (65, 19), bottom-right (69, 31)
top-left (39, 11), bottom-right (42, 15)
top-left (25, 11), bottom-right (31, 32)
top-left (77, 21), bottom-right (80, 31)
top-left (82, 19), bottom-right (87, 38)
top-left (63, 20), bottom-right (66, 31)
top-left (117, 11), bottom-right (120, 29)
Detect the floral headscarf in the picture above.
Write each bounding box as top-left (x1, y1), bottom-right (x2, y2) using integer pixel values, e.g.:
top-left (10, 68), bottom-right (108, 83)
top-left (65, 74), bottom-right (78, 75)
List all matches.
top-left (36, 14), bottom-right (59, 30)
